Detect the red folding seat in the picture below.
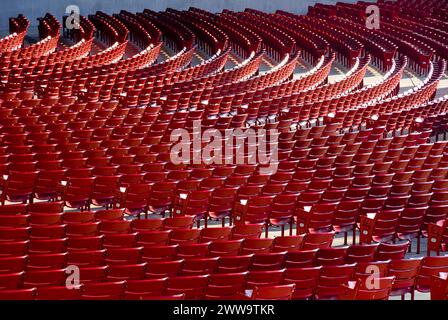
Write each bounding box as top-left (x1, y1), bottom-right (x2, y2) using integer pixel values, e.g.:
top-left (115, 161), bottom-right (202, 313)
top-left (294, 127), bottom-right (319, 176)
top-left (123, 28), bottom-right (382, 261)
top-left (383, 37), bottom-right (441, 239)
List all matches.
top-left (208, 239), bottom-right (243, 256)
top-left (0, 204), bottom-right (27, 215)
top-left (207, 187), bottom-right (238, 226)
top-left (131, 218), bottom-right (164, 232)
top-left (233, 196), bottom-right (274, 234)
top-left (92, 166), bottom-right (118, 176)
top-left (124, 278), bottom-right (168, 299)
top-left (144, 258), bottom-right (183, 278)
top-left (315, 264), bottom-right (356, 300)
top-left (23, 269), bottom-right (66, 288)
top-left (1, 171), bottom-right (38, 204)
top-left (394, 207), bottom-right (426, 251)
top-left (0, 214), bottom-right (29, 228)
top-left (272, 235), bottom-right (304, 252)
top-left (354, 260), bottom-right (390, 281)
top-left (81, 281), bottom-right (126, 300)
top-left (223, 174), bottom-right (248, 189)
top-left (172, 190), bottom-right (212, 227)
top-left (64, 231), bottom-right (102, 251)
top-left (340, 276), bottom-right (395, 300)
top-left (135, 227), bottom-right (170, 245)
top-left (119, 183), bottom-right (151, 218)
top-left (100, 220), bottom-right (131, 235)
top-left (177, 242), bottom-right (210, 259)
top-left (430, 192), bottom-right (448, 208)
top-left (269, 194), bottom-right (297, 236)
top-left (215, 253), bottom-right (253, 273)
top-left (28, 212), bottom-right (63, 226)
top-left (67, 249), bottom-right (106, 267)
top-left (164, 215), bottom-right (195, 230)
top-left (246, 270), bottom-right (285, 289)
top-left (433, 180), bottom-right (448, 193)
top-left (30, 225), bottom-right (65, 240)
top-left (367, 185), bottom-right (391, 198)
top-left (95, 209), bottom-right (124, 221)
top-left (66, 221), bottom-right (100, 237)
top-left (389, 258), bottom-right (422, 300)
top-left (333, 200), bottom-right (361, 245)
top-left (0, 228), bottom-right (30, 242)
top-left (200, 227), bottom-right (232, 242)
top-left (241, 238), bottom-right (274, 255)
top-left (141, 244), bottom-right (178, 262)
top-left (105, 247), bottom-right (143, 265)
top-left (102, 233), bottom-right (137, 249)
top-left (212, 166), bottom-right (235, 178)
top-left (235, 185), bottom-right (262, 201)
top-left (28, 234), bottom-right (64, 253)
top-left (359, 210), bottom-right (401, 244)
top-left (301, 232), bottom-right (334, 250)
top-left (345, 243), bottom-right (379, 263)
top-left (0, 255), bottom-right (27, 273)
top-left (34, 170), bottom-right (66, 200)
top-left (430, 272), bottom-right (448, 300)
top-left (200, 177), bottom-right (226, 190)
top-left (296, 191), bottom-right (323, 208)
top-left (91, 176), bottom-right (120, 209)
top-left (170, 228), bottom-right (201, 245)
top-left (147, 181), bottom-right (177, 216)
top-left (176, 180), bottom-right (200, 195)
top-left (251, 284), bottom-right (295, 300)
top-left (296, 203), bottom-right (337, 234)
top-left (283, 266), bottom-right (322, 300)
top-left (180, 257), bottom-right (219, 276)
top-left (35, 286), bottom-right (83, 300)
top-left (231, 223), bottom-right (264, 239)
top-left (250, 252), bottom-right (286, 271)
top-left (417, 256), bottom-right (448, 293)
top-left (107, 263), bottom-right (147, 281)
top-left (0, 288), bottom-right (36, 300)
top-left (0, 271), bottom-right (24, 290)
top-left (61, 177), bottom-right (94, 211)
top-left (205, 272), bottom-right (248, 300)
top-left (376, 240), bottom-right (409, 260)
top-left (359, 198), bottom-right (387, 216)
top-left (411, 169), bottom-right (432, 183)
top-left (63, 212), bottom-right (95, 224)
top-left (315, 247), bottom-right (347, 266)
top-left (166, 275), bottom-right (209, 299)
top-left (408, 193), bottom-right (432, 208)
top-left (27, 252), bottom-right (68, 270)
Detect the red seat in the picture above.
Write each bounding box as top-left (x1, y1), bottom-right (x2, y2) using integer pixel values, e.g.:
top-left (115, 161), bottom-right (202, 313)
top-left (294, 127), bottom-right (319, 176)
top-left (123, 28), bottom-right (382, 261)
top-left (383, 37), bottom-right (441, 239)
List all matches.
top-left (246, 270), bottom-right (285, 289)
top-left (430, 272), bottom-right (448, 300)
top-left (166, 275), bottom-right (209, 299)
top-left (417, 256), bottom-right (448, 293)
top-left (0, 288), bottom-right (36, 300)
top-left (252, 284), bottom-right (295, 300)
top-left (340, 276), bottom-right (395, 300)
top-left (36, 286), bottom-right (83, 300)
top-left (81, 281), bottom-right (126, 300)
top-left (389, 258), bottom-right (422, 300)
top-left (124, 278), bottom-right (168, 300)
top-left (205, 272), bottom-right (247, 299)
top-left (284, 266), bottom-right (322, 300)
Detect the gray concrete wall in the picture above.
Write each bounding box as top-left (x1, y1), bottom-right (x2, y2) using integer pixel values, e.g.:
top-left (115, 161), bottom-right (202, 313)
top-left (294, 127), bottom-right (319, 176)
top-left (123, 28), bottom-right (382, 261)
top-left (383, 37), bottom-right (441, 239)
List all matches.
top-left (0, 0), bottom-right (368, 31)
